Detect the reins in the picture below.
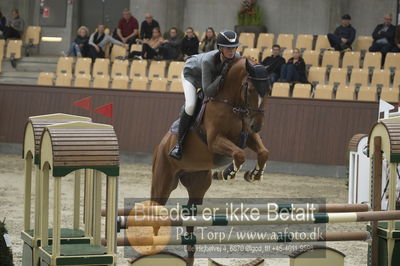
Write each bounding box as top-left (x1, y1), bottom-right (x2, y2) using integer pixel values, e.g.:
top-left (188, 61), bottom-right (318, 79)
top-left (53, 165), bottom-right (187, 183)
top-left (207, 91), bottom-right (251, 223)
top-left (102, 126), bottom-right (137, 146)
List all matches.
top-left (207, 75), bottom-right (266, 119)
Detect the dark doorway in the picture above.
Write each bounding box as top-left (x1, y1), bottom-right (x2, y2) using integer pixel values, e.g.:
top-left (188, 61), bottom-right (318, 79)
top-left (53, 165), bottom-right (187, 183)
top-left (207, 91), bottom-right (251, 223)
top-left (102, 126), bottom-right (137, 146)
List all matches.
top-left (79, 0), bottom-right (130, 34)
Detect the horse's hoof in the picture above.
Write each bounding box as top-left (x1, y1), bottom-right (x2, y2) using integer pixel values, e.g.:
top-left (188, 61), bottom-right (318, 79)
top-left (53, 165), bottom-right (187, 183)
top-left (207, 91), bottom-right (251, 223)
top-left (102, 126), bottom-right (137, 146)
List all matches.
top-left (244, 171), bottom-right (255, 183)
top-left (212, 171), bottom-right (223, 180)
top-left (255, 173), bottom-right (263, 181)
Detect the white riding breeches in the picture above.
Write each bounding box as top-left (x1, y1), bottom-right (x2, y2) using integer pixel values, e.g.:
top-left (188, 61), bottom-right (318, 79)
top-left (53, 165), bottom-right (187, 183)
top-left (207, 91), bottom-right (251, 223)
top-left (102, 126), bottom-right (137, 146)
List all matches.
top-left (181, 72), bottom-right (197, 116)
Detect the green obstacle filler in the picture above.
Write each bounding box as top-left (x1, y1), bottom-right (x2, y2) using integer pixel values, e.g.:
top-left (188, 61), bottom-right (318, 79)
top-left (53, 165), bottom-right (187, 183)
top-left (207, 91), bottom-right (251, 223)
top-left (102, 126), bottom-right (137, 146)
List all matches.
top-left (368, 117), bottom-right (400, 266)
top-left (106, 203), bottom-right (370, 217)
top-left (21, 114), bottom-right (92, 266)
top-left (115, 210), bottom-right (400, 227)
top-left (35, 121), bottom-right (120, 266)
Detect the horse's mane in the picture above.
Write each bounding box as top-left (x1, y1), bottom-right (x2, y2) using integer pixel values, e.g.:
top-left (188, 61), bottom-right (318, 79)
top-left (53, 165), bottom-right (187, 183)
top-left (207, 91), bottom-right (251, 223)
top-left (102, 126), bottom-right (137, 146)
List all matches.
top-left (225, 56), bottom-right (249, 80)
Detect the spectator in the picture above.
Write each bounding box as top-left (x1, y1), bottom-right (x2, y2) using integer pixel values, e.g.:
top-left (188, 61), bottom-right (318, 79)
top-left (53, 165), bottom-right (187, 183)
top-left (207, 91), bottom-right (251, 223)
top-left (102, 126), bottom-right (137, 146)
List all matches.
top-left (129, 27), bottom-right (165, 59)
top-left (88, 24), bottom-right (124, 61)
top-left (3, 9), bottom-right (24, 40)
top-left (369, 14), bottom-right (396, 64)
top-left (199, 27), bottom-right (216, 53)
top-left (181, 27), bottom-right (199, 60)
top-left (160, 27), bottom-right (181, 60)
top-left (327, 14), bottom-right (356, 52)
top-left (140, 13), bottom-right (159, 40)
top-left (0, 10), bottom-right (6, 38)
top-left (279, 48), bottom-right (307, 83)
top-left (64, 26), bottom-right (89, 57)
top-left (114, 9), bottom-right (139, 50)
top-left (392, 25), bottom-right (400, 52)
top-left (261, 44), bottom-right (285, 85)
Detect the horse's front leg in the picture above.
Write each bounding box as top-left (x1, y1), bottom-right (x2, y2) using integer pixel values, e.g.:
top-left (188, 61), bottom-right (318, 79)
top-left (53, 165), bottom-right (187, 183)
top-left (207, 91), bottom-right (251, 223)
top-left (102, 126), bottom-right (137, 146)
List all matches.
top-left (208, 135), bottom-right (246, 180)
top-left (244, 132), bottom-right (269, 182)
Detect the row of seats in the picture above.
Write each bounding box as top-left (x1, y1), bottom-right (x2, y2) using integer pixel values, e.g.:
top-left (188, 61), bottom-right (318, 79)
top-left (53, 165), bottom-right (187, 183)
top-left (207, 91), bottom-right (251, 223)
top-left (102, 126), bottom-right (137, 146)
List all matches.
top-left (0, 39), bottom-right (23, 61)
top-left (239, 32), bottom-right (373, 52)
top-left (56, 57), bottom-right (184, 80)
top-left (307, 67), bottom-right (399, 88)
top-left (243, 47), bottom-right (400, 71)
top-left (0, 26), bottom-right (41, 63)
top-left (37, 72), bottom-right (184, 92)
top-left (271, 82), bottom-right (398, 102)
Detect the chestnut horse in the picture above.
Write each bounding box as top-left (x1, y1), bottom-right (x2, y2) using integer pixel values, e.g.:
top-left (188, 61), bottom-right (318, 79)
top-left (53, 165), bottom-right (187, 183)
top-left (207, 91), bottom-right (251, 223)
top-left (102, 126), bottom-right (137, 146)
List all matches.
top-left (150, 57), bottom-right (270, 262)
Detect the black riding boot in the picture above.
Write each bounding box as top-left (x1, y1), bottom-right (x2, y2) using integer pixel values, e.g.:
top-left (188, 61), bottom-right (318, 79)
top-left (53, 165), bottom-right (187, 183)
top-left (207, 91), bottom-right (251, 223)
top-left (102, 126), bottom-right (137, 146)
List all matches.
top-left (169, 111), bottom-right (193, 160)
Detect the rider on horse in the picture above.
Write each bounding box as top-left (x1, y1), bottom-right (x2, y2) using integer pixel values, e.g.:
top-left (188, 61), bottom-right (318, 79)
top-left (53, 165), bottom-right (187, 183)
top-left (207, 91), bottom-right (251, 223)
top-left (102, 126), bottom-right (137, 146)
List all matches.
top-left (169, 30), bottom-right (241, 160)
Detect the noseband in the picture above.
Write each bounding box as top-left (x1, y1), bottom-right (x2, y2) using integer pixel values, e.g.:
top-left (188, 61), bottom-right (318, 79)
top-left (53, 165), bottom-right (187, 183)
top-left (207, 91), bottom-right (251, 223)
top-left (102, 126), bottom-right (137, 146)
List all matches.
top-left (208, 75), bottom-right (266, 119)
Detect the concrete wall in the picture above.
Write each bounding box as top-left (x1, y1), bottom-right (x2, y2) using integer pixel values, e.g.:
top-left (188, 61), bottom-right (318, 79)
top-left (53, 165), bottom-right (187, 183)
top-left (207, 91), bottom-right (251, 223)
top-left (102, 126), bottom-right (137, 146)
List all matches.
top-left (7, 0), bottom-right (398, 55)
top-left (33, 1), bottom-right (77, 55)
top-left (182, 0), bottom-right (242, 32)
top-left (1, 0), bottom-right (34, 26)
top-left (348, 0), bottom-right (397, 36)
top-left (259, 0), bottom-right (331, 35)
top-left (130, 0), bottom-right (184, 32)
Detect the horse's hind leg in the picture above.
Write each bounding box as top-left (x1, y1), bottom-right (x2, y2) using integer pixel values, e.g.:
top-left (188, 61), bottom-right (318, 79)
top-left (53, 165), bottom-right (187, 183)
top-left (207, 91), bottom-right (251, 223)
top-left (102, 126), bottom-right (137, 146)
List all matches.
top-left (180, 170), bottom-right (212, 266)
top-left (150, 144), bottom-right (179, 205)
top-left (150, 143), bottom-right (179, 236)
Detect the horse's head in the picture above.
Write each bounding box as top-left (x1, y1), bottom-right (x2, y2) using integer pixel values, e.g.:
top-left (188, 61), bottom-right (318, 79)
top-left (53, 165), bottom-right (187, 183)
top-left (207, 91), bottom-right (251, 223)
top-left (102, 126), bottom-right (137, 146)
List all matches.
top-left (244, 58), bottom-right (270, 133)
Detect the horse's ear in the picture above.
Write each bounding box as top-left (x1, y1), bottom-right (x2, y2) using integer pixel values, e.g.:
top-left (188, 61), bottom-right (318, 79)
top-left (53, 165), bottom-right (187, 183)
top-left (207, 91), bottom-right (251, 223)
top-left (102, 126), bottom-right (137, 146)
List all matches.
top-left (245, 58), bottom-right (253, 74)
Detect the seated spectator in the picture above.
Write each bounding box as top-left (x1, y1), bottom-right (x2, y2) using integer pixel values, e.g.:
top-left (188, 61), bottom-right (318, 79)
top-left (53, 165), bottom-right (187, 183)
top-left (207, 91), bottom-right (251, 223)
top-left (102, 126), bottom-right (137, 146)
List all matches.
top-left (88, 24), bottom-right (124, 61)
top-left (129, 27), bottom-right (165, 60)
top-left (279, 48), bottom-right (307, 83)
top-left (181, 27), bottom-right (199, 60)
top-left (64, 26), bottom-right (89, 57)
top-left (261, 44), bottom-right (285, 85)
top-left (199, 27), bottom-right (216, 53)
top-left (140, 13), bottom-right (159, 40)
top-left (113, 9), bottom-right (139, 50)
top-left (0, 10), bottom-right (6, 38)
top-left (369, 14), bottom-right (396, 64)
top-left (3, 9), bottom-right (24, 40)
top-left (392, 25), bottom-right (400, 52)
top-left (160, 27), bottom-right (181, 60)
top-left (327, 14), bottom-right (356, 52)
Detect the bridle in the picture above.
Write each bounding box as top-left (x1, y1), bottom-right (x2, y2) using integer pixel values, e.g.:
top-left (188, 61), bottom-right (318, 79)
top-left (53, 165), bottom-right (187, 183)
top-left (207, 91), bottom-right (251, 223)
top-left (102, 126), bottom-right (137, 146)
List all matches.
top-left (208, 74), bottom-right (267, 119)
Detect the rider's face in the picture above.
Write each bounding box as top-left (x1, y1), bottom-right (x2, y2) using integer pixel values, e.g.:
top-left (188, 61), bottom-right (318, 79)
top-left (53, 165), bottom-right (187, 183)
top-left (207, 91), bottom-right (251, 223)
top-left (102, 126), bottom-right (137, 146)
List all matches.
top-left (221, 46), bottom-right (237, 59)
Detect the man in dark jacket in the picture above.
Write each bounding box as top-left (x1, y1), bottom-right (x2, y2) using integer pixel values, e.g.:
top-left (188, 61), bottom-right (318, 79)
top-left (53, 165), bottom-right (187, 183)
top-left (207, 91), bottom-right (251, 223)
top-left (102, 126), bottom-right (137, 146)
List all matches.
top-left (261, 44), bottom-right (285, 85)
top-left (160, 27), bottom-right (181, 60)
top-left (392, 25), bottom-right (400, 52)
top-left (369, 14), bottom-right (396, 64)
top-left (327, 14), bottom-right (356, 51)
top-left (140, 13), bottom-right (159, 40)
top-left (0, 10), bottom-right (6, 36)
top-left (182, 27), bottom-right (199, 60)
top-left (3, 9), bottom-right (24, 40)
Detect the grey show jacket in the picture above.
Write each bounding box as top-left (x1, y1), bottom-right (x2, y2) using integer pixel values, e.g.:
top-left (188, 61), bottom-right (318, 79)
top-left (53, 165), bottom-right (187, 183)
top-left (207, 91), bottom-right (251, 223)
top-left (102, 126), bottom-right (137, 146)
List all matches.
top-left (183, 50), bottom-right (240, 97)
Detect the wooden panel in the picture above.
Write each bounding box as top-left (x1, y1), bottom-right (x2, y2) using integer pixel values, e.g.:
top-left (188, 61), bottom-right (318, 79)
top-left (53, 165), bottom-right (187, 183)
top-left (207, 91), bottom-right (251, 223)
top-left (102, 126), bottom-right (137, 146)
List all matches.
top-left (46, 126), bottom-right (119, 168)
top-left (0, 84), bottom-right (378, 165)
top-left (348, 134), bottom-right (368, 152)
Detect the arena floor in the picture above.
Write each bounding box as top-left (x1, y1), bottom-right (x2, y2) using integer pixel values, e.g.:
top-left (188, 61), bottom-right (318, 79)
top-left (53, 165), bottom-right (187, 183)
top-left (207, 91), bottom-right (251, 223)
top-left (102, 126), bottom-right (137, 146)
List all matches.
top-left (0, 153), bottom-right (368, 265)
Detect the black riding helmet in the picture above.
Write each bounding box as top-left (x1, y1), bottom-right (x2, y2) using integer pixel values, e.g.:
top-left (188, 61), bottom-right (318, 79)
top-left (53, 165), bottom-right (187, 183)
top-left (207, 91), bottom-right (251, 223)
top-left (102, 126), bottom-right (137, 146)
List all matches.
top-left (217, 30), bottom-right (240, 48)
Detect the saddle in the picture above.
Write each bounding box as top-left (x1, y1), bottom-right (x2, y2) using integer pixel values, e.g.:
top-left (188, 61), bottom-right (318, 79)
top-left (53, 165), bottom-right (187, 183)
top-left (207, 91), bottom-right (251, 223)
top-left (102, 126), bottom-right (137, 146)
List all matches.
top-left (170, 90), bottom-right (207, 144)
